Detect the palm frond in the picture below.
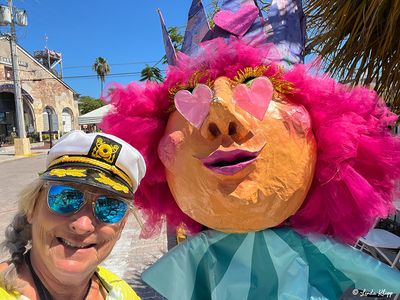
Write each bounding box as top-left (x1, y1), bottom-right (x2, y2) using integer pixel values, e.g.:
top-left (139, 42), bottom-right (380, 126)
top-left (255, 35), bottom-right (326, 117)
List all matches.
top-left (306, 0), bottom-right (400, 114)
top-left (140, 65), bottom-right (163, 82)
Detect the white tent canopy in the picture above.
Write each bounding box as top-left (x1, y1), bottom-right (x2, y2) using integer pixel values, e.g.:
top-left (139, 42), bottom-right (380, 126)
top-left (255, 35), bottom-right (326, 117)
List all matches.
top-left (78, 104), bottom-right (111, 125)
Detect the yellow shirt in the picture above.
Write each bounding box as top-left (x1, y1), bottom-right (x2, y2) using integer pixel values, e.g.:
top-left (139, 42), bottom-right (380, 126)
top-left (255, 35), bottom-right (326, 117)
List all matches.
top-left (0, 266), bottom-right (140, 300)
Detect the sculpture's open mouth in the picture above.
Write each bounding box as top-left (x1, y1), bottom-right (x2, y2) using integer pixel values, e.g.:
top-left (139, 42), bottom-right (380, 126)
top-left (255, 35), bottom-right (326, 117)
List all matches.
top-left (200, 148), bottom-right (262, 175)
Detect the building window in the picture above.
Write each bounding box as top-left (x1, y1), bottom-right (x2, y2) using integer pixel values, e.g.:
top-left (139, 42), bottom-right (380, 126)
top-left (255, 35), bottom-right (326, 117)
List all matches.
top-left (4, 66), bottom-right (13, 80)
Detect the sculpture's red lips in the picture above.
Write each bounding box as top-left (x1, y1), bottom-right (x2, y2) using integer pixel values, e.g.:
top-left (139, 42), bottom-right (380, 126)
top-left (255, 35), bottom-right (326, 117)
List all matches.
top-left (199, 147), bottom-right (263, 175)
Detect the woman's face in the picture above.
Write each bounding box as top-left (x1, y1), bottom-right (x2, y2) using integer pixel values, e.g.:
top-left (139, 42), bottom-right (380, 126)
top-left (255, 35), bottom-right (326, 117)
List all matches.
top-left (158, 76), bottom-right (317, 232)
top-left (28, 182), bottom-right (128, 278)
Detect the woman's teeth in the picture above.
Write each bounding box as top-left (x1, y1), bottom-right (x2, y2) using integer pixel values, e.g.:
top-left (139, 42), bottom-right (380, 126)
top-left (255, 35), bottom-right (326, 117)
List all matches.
top-left (58, 237), bottom-right (94, 249)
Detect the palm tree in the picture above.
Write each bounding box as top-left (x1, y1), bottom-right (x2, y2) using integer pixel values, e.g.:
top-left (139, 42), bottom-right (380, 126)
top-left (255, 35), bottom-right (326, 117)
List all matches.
top-left (140, 65), bottom-right (163, 82)
top-left (92, 57), bottom-right (111, 93)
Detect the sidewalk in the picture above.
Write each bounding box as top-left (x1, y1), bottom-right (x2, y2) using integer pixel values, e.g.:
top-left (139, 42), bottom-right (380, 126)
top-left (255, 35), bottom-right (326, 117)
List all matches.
top-left (0, 142), bottom-right (50, 163)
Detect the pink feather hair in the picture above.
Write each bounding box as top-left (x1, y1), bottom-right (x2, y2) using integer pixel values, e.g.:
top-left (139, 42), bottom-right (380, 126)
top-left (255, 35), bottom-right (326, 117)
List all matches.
top-left (101, 38), bottom-right (400, 243)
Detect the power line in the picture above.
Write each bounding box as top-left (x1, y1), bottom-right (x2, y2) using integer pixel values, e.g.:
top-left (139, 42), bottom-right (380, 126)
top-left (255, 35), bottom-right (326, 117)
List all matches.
top-left (0, 70), bottom-right (167, 83)
top-left (63, 60), bottom-right (160, 69)
top-left (63, 72), bottom-right (142, 79)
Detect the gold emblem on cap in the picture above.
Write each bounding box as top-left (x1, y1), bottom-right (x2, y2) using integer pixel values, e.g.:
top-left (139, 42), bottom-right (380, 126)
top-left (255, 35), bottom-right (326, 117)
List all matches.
top-left (91, 137), bottom-right (120, 164)
top-left (95, 173), bottom-right (129, 194)
top-left (49, 169), bottom-right (86, 178)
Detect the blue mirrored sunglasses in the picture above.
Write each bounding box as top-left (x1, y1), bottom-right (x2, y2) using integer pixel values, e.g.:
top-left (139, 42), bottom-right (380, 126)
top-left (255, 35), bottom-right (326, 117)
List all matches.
top-left (47, 184), bottom-right (129, 224)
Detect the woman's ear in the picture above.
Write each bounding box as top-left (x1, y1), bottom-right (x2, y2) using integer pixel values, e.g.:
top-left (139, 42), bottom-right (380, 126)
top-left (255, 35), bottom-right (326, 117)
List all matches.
top-left (26, 188), bottom-right (44, 224)
top-left (115, 216), bottom-right (129, 240)
top-left (120, 215), bottom-right (129, 229)
top-left (26, 206), bottom-right (36, 224)
top-left (26, 211), bottom-right (33, 224)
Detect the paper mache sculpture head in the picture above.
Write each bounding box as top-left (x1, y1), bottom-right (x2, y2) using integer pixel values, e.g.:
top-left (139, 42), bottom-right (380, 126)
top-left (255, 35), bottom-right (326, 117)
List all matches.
top-left (101, 0), bottom-right (400, 244)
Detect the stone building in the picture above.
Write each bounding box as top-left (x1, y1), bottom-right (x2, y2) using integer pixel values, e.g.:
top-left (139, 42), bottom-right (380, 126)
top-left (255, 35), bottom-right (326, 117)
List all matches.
top-left (0, 37), bottom-right (79, 142)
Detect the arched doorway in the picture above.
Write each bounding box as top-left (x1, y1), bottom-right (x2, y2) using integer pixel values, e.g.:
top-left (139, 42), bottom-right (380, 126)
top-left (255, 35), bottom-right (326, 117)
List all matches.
top-left (42, 106), bottom-right (58, 132)
top-left (42, 106), bottom-right (58, 146)
top-left (62, 107), bottom-right (74, 133)
top-left (0, 86), bottom-right (35, 139)
top-left (42, 106), bottom-right (58, 131)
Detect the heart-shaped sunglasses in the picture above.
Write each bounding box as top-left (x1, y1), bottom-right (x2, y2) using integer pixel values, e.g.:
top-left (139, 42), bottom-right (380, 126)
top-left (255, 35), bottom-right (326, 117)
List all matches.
top-left (174, 76), bottom-right (273, 128)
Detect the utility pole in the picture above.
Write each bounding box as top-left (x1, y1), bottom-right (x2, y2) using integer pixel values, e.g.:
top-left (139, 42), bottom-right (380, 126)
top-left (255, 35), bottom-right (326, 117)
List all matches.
top-left (8, 0), bottom-right (25, 139)
top-left (2, 0), bottom-right (31, 155)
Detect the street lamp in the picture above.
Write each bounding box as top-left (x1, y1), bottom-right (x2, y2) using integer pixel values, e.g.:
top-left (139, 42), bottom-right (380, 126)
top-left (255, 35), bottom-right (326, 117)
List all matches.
top-left (45, 107), bottom-right (53, 149)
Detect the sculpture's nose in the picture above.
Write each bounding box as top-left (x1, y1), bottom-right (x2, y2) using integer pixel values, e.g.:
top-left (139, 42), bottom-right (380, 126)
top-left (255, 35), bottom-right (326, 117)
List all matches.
top-left (200, 77), bottom-right (253, 144)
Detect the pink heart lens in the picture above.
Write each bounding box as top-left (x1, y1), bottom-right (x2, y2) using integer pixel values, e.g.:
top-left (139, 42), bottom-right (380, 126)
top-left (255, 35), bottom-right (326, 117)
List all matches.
top-left (233, 77), bottom-right (273, 121)
top-left (174, 84), bottom-right (213, 128)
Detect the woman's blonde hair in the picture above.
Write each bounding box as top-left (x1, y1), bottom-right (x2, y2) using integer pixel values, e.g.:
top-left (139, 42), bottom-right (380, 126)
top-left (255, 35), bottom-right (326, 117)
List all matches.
top-left (0, 178), bottom-right (45, 292)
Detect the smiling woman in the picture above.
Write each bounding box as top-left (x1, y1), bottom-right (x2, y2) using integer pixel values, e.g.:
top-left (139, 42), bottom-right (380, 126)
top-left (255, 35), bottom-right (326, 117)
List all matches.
top-left (0, 131), bottom-right (146, 300)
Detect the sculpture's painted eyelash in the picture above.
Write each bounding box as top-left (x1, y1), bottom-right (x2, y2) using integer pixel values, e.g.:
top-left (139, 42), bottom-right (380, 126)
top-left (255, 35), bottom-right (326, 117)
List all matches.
top-left (232, 66), bottom-right (270, 84)
top-left (169, 66), bottom-right (269, 98)
top-left (232, 65), bottom-right (296, 95)
top-left (168, 70), bottom-right (214, 98)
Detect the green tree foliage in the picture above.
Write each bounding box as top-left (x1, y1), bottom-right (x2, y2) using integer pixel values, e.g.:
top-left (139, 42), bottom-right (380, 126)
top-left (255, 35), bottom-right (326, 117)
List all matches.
top-left (208, 0), bottom-right (220, 28)
top-left (140, 65), bottom-right (163, 82)
top-left (78, 96), bottom-right (105, 115)
top-left (92, 57), bottom-right (111, 93)
top-left (168, 26), bottom-right (184, 49)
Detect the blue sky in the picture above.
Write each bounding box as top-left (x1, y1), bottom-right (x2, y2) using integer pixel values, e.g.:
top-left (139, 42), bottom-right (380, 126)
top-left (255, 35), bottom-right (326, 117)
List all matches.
top-left (3, 0), bottom-right (217, 98)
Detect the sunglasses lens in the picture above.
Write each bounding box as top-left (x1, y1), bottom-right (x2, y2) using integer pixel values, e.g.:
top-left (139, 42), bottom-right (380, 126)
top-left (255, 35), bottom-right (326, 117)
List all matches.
top-left (48, 185), bottom-right (85, 214)
top-left (94, 196), bottom-right (128, 224)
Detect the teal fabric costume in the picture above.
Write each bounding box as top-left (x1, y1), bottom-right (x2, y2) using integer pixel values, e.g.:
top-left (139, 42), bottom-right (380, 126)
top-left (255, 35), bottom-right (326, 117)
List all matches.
top-left (142, 228), bottom-right (400, 300)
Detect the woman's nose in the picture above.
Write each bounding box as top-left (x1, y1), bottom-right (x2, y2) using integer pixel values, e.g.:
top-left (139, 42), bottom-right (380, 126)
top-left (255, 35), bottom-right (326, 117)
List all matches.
top-left (68, 204), bottom-right (96, 235)
top-left (200, 77), bottom-right (253, 143)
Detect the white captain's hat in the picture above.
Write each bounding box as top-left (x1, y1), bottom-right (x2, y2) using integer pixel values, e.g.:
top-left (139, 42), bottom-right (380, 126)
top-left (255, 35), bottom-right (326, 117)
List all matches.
top-left (41, 130), bottom-right (146, 198)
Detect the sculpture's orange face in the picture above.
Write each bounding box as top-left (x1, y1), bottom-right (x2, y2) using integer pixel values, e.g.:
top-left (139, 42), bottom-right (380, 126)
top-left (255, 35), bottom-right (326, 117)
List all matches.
top-left (158, 76), bottom-right (317, 232)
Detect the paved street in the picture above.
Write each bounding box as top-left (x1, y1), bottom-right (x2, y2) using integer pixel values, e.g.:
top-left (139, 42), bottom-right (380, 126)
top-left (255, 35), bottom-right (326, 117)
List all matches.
top-left (0, 150), bottom-right (166, 299)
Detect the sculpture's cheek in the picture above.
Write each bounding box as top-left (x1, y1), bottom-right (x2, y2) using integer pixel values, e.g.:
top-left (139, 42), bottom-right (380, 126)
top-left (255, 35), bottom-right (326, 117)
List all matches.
top-left (158, 131), bottom-right (185, 169)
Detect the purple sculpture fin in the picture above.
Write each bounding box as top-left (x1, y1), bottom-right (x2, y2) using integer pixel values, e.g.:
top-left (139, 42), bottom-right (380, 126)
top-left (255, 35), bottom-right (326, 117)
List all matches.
top-left (266, 0), bottom-right (305, 65)
top-left (181, 0), bottom-right (211, 56)
top-left (157, 8), bottom-right (177, 66)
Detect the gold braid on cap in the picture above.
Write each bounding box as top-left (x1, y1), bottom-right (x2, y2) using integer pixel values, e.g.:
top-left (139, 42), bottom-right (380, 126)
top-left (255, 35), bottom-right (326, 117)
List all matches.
top-left (48, 156), bottom-right (133, 188)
